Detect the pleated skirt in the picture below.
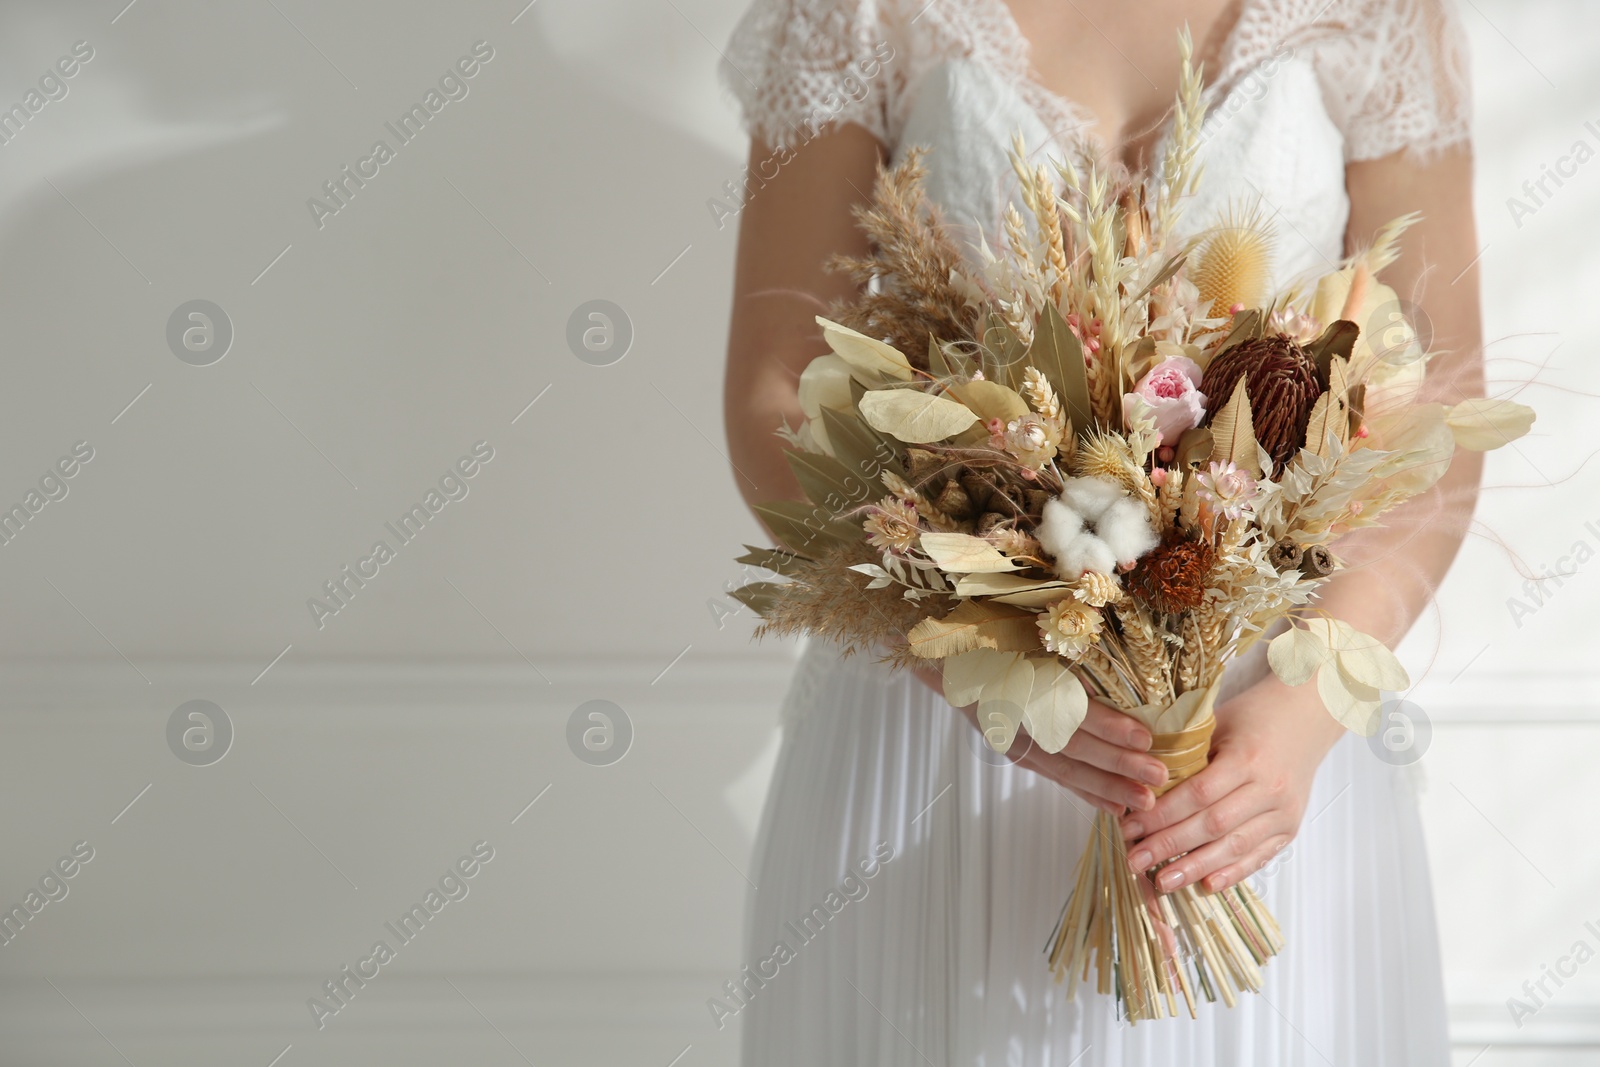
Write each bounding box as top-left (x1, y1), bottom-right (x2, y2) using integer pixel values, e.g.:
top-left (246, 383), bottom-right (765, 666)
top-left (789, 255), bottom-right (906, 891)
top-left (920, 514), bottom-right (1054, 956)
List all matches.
top-left (736, 637), bottom-right (1452, 1066)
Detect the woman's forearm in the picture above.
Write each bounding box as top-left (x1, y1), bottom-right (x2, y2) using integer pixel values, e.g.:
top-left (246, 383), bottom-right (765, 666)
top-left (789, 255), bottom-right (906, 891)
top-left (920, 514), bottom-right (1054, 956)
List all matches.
top-left (723, 127), bottom-right (885, 524)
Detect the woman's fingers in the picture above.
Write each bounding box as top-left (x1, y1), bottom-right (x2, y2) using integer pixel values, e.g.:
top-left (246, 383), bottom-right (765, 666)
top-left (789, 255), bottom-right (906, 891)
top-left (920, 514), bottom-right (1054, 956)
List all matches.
top-left (1119, 753), bottom-right (1249, 843)
top-left (1148, 813), bottom-right (1285, 892)
top-left (1126, 779), bottom-right (1271, 874)
top-left (1065, 784), bottom-right (1126, 816)
top-left (1201, 835), bottom-right (1293, 893)
top-left (1027, 753), bottom-right (1157, 812)
top-left (1063, 729), bottom-right (1169, 790)
top-left (1079, 698), bottom-right (1153, 751)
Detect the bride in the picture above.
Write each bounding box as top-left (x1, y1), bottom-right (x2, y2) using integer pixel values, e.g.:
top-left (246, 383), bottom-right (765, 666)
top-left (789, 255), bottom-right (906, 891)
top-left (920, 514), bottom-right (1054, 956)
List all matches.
top-left (719, 1), bottom-right (1480, 1063)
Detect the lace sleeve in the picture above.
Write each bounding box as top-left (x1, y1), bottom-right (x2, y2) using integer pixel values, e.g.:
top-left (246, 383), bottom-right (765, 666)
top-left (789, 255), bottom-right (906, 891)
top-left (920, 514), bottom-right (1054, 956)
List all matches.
top-left (719, 0), bottom-right (901, 150)
top-left (1318, 0), bottom-right (1474, 162)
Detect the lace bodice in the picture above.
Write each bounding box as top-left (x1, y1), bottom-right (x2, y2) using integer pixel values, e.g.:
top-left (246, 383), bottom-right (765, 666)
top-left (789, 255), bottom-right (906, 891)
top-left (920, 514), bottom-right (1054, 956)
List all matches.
top-left (719, 0), bottom-right (1471, 303)
top-left (719, 0), bottom-right (1470, 164)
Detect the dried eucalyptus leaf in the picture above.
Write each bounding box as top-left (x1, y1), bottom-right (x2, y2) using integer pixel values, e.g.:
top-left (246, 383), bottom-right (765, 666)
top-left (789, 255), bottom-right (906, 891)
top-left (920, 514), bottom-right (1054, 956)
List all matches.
top-left (920, 532), bottom-right (1020, 573)
top-left (859, 388), bottom-right (980, 443)
top-left (816, 316), bottom-right (915, 382)
top-left (1029, 303), bottom-right (1094, 433)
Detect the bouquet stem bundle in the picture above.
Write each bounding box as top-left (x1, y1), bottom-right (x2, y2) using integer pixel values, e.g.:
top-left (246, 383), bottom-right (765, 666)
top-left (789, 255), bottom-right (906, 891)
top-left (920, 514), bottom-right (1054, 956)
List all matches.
top-left (1046, 711), bottom-right (1285, 1021)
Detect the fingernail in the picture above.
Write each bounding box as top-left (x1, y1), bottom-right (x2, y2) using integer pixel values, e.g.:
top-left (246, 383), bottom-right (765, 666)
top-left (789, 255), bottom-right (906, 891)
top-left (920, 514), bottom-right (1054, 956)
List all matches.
top-left (1134, 790), bottom-right (1155, 811)
top-left (1157, 868), bottom-right (1185, 891)
top-left (1142, 763), bottom-right (1168, 787)
top-left (1121, 819), bottom-right (1143, 840)
top-left (1129, 849), bottom-right (1152, 872)
top-left (1131, 730), bottom-right (1152, 750)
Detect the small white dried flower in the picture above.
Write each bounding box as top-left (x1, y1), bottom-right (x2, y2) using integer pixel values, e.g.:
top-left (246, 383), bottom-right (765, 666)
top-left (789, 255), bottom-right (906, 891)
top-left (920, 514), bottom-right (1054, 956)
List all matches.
top-left (863, 496), bottom-right (920, 555)
top-left (1038, 597), bottom-right (1103, 657)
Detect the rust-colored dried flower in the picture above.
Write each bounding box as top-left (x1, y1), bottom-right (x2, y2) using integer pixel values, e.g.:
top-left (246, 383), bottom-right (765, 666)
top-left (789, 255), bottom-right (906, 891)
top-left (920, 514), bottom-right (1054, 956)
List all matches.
top-left (1126, 531), bottom-right (1217, 614)
top-left (1200, 335), bottom-right (1323, 474)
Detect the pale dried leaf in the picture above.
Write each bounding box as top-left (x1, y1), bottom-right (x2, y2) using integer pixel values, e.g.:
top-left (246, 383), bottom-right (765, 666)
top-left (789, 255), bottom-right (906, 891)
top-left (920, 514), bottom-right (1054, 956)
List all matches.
top-left (1208, 377), bottom-right (1261, 477)
top-left (905, 600), bottom-right (1038, 658)
top-left (977, 654), bottom-right (1036, 751)
top-left (954, 573), bottom-right (1063, 595)
top-left (949, 378), bottom-right (1030, 425)
top-left (1268, 625), bottom-right (1330, 687)
top-left (1320, 618), bottom-right (1409, 690)
top-left (797, 354), bottom-right (856, 419)
top-left (943, 648), bottom-right (1013, 707)
top-left (1444, 398), bottom-right (1536, 451)
top-left (858, 389), bottom-right (979, 443)
top-left (1316, 662), bottom-right (1383, 735)
top-left (921, 532), bottom-right (1020, 573)
top-left (816, 316), bottom-right (914, 382)
top-left (1022, 659), bottom-right (1089, 753)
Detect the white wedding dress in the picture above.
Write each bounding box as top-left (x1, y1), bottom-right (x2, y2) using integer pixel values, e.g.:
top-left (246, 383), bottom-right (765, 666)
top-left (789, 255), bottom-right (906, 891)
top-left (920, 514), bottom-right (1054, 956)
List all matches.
top-left (719, 2), bottom-right (1471, 1064)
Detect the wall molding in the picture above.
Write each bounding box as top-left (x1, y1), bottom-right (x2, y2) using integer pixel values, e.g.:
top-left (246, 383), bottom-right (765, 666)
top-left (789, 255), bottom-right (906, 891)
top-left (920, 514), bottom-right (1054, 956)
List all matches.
top-left (0, 655), bottom-right (1595, 724)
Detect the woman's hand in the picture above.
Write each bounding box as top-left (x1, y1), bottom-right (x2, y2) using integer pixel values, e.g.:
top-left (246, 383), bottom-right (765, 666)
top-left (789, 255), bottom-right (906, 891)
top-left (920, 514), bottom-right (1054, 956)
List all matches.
top-left (912, 665), bottom-right (1170, 815)
top-left (1118, 674), bottom-right (1345, 893)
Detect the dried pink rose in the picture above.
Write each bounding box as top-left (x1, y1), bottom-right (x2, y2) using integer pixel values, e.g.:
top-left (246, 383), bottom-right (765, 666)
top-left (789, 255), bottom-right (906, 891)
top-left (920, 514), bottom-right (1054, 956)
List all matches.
top-left (1122, 356), bottom-right (1207, 446)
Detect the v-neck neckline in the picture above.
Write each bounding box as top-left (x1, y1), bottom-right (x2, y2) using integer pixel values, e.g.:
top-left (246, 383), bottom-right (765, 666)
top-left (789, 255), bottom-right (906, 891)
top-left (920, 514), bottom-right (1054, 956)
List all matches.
top-left (981, 0), bottom-right (1258, 176)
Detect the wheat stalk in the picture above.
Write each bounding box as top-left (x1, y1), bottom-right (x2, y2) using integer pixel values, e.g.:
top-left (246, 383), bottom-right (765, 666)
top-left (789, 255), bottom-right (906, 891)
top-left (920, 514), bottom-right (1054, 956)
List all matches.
top-left (882, 470), bottom-right (965, 532)
top-left (1111, 604), bottom-right (1173, 705)
top-left (1022, 366), bottom-right (1063, 421)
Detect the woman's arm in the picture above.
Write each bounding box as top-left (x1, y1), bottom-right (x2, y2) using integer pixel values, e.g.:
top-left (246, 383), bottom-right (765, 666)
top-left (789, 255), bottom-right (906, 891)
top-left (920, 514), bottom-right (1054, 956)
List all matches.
top-left (725, 127), bottom-right (1168, 813)
top-left (1121, 144), bottom-right (1486, 893)
top-left (724, 126), bottom-right (885, 514)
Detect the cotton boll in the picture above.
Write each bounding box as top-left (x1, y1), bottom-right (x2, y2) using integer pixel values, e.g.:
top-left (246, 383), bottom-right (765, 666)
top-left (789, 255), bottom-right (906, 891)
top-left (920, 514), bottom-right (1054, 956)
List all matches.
top-left (1040, 476), bottom-right (1158, 578)
top-left (1036, 500), bottom-right (1087, 563)
top-left (1060, 476), bottom-right (1124, 519)
top-left (1097, 497), bottom-right (1159, 567)
top-left (1058, 532), bottom-right (1118, 577)
top-left (1038, 498), bottom-right (1117, 578)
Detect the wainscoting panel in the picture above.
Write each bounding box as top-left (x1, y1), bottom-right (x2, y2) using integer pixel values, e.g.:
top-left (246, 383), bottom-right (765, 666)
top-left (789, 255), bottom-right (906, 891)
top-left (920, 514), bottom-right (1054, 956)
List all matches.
top-left (0, 656), bottom-right (1593, 1065)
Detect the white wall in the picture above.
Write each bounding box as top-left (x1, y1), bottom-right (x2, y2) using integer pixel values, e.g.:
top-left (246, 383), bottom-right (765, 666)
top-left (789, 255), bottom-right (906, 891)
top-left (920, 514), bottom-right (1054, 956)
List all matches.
top-left (0, 1), bottom-right (1594, 1065)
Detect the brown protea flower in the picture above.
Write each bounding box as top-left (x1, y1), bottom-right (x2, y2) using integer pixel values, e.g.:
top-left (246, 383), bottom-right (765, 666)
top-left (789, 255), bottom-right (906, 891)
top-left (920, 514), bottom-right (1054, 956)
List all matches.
top-left (1200, 335), bottom-right (1323, 474)
top-left (1126, 531), bottom-right (1217, 614)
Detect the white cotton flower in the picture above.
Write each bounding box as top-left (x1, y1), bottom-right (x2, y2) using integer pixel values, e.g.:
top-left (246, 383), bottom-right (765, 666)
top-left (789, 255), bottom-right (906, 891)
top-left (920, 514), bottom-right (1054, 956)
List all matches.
top-left (1036, 476), bottom-right (1160, 579)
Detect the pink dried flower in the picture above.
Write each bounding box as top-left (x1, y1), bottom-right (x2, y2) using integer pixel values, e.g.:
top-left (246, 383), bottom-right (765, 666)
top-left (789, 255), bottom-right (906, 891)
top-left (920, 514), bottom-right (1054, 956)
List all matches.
top-left (1066, 313), bottom-right (1103, 356)
top-left (1121, 356), bottom-right (1207, 446)
top-left (1196, 460), bottom-right (1260, 520)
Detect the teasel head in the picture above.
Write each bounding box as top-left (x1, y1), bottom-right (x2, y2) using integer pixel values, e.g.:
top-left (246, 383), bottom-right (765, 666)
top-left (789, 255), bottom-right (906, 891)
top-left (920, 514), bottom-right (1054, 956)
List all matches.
top-left (1191, 205), bottom-right (1274, 316)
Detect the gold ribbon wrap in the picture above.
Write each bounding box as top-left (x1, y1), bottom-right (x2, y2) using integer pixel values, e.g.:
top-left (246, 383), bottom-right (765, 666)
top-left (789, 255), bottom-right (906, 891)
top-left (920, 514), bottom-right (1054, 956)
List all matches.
top-left (1150, 713), bottom-right (1215, 796)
